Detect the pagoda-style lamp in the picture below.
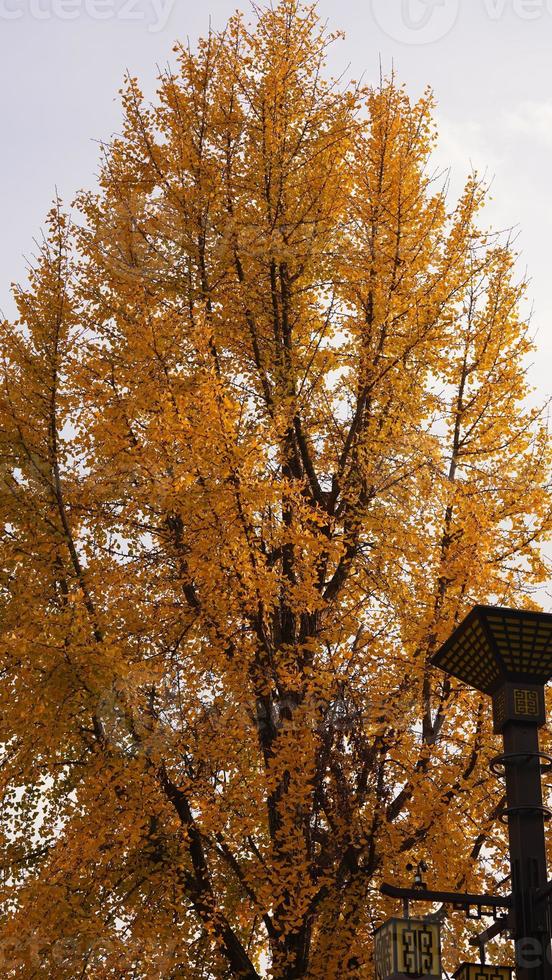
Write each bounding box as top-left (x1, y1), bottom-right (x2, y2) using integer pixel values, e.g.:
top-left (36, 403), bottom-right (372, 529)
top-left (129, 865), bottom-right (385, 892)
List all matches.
top-left (454, 965), bottom-right (514, 980)
top-left (432, 605), bottom-right (552, 980)
top-left (374, 916), bottom-right (442, 980)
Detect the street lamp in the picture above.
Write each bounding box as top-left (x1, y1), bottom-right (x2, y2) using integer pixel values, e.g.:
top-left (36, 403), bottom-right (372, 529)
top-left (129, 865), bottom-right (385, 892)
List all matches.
top-left (374, 916), bottom-right (442, 980)
top-left (453, 965), bottom-right (514, 980)
top-left (376, 606), bottom-right (552, 980)
top-left (431, 605), bottom-right (552, 711)
top-left (431, 606), bottom-right (552, 980)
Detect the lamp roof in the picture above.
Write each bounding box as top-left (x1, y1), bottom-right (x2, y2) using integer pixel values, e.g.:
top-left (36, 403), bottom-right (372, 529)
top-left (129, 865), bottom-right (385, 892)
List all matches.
top-left (431, 605), bottom-right (552, 694)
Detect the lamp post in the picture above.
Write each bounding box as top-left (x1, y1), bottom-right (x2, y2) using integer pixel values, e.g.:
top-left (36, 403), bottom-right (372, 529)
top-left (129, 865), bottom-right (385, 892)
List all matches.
top-left (377, 605), bottom-right (552, 980)
top-left (432, 606), bottom-right (552, 980)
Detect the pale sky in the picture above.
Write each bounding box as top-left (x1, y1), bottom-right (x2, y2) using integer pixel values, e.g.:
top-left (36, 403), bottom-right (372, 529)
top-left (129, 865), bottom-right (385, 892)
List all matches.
top-left (1, 1), bottom-right (551, 388)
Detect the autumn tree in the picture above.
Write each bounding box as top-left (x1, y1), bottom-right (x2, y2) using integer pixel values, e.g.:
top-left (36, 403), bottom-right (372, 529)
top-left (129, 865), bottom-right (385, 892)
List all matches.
top-left (0, 4), bottom-right (550, 977)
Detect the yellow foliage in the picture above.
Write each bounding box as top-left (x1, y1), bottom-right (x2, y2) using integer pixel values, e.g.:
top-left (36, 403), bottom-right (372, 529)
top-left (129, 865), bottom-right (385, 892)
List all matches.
top-left (0, 4), bottom-right (550, 978)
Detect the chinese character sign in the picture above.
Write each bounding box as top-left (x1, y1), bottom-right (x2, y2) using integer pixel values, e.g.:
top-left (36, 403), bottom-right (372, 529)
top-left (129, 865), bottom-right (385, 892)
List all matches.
top-left (374, 919), bottom-right (441, 980)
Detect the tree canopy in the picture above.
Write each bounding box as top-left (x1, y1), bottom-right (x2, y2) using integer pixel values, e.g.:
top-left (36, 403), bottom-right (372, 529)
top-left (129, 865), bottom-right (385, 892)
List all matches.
top-left (0, 3), bottom-right (550, 977)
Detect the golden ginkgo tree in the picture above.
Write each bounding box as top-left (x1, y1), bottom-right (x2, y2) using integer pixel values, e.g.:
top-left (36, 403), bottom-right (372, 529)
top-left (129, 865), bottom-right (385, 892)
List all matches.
top-left (0, 3), bottom-right (550, 977)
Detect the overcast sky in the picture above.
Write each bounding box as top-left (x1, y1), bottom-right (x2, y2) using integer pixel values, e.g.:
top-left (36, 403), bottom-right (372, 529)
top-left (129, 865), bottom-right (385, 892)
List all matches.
top-left (1, 0), bottom-right (551, 381)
